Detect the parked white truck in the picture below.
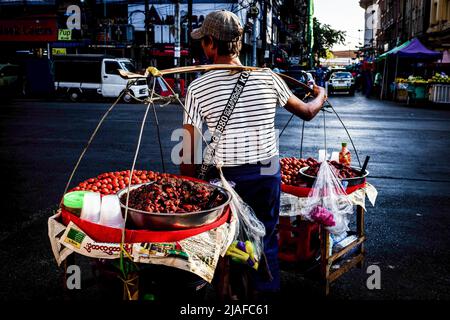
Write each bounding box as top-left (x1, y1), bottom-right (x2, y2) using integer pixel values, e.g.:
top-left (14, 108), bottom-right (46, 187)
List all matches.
top-left (53, 54), bottom-right (148, 102)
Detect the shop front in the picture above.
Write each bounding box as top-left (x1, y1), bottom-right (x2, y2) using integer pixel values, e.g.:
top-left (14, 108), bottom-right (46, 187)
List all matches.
top-left (377, 38), bottom-right (447, 104)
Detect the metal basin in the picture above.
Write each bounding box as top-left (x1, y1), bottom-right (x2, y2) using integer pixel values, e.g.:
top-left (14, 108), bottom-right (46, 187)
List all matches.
top-left (299, 166), bottom-right (369, 187)
top-left (116, 182), bottom-right (232, 230)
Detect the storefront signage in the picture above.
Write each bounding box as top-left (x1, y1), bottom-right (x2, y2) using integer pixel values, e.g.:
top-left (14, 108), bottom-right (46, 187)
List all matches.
top-left (0, 16), bottom-right (57, 42)
top-left (58, 29), bottom-right (72, 41)
top-left (52, 48), bottom-right (66, 55)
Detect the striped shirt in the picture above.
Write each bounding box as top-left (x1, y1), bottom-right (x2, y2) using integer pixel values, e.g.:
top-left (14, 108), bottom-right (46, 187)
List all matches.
top-left (183, 68), bottom-right (293, 166)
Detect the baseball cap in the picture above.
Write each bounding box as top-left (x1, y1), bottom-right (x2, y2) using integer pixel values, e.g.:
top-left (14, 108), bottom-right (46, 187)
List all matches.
top-left (191, 10), bottom-right (243, 41)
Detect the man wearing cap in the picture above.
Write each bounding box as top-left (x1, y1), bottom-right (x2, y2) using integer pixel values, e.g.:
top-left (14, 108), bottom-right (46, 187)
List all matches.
top-left (181, 10), bottom-right (326, 299)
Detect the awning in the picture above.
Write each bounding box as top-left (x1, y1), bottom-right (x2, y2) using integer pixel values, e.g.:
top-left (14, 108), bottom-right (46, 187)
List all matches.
top-left (377, 40), bottom-right (412, 60)
top-left (377, 38), bottom-right (442, 60)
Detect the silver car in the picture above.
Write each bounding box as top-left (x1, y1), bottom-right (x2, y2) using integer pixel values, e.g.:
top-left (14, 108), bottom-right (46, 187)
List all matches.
top-left (327, 71), bottom-right (355, 96)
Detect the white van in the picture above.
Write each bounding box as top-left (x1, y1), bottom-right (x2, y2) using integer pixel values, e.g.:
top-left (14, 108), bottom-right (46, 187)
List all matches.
top-left (53, 54), bottom-right (148, 102)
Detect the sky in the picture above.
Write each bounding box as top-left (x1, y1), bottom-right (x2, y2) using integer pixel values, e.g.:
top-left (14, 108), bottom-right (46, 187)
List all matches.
top-left (313, 0), bottom-right (366, 51)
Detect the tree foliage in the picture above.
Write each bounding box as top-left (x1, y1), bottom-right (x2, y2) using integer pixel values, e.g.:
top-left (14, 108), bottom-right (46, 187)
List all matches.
top-left (312, 17), bottom-right (346, 62)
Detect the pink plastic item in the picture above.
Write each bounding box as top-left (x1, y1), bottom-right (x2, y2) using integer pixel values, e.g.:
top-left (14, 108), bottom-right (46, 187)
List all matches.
top-left (310, 205), bottom-right (336, 227)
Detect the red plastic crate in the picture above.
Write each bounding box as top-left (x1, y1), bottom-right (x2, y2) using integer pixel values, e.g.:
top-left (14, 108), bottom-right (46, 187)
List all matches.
top-left (278, 216), bottom-right (320, 262)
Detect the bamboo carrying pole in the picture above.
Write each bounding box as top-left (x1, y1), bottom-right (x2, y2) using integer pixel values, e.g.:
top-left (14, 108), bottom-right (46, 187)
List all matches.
top-left (118, 65), bottom-right (363, 168)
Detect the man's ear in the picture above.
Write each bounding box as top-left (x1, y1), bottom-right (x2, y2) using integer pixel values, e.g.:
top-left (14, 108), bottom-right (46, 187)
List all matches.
top-left (206, 36), bottom-right (216, 49)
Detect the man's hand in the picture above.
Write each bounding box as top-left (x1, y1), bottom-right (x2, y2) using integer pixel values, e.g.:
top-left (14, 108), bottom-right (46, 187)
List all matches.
top-left (313, 85), bottom-right (327, 102)
top-left (285, 84), bottom-right (327, 121)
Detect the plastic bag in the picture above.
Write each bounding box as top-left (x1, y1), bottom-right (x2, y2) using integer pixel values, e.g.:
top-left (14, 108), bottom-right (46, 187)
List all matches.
top-left (299, 161), bottom-right (353, 235)
top-left (218, 169), bottom-right (266, 268)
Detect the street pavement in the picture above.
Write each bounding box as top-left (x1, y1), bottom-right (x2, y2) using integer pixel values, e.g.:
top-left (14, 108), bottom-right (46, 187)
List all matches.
top-left (1, 93), bottom-right (450, 300)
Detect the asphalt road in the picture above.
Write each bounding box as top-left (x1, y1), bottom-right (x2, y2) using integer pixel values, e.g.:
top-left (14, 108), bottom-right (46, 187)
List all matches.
top-left (1, 94), bottom-right (450, 301)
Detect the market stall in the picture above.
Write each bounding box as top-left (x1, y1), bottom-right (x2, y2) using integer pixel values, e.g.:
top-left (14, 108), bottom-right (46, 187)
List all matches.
top-left (378, 38), bottom-right (443, 102)
top-left (394, 76), bottom-right (428, 103)
top-left (49, 172), bottom-right (236, 282)
top-left (275, 103), bottom-right (377, 295)
top-left (428, 73), bottom-right (450, 104)
top-left (278, 164), bottom-right (377, 295)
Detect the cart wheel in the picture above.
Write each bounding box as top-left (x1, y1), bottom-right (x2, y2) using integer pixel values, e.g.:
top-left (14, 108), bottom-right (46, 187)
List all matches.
top-left (68, 89), bottom-right (81, 102)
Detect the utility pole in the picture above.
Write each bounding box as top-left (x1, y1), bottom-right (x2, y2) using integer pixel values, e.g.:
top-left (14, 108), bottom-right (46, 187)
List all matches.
top-left (248, 4), bottom-right (259, 67)
top-left (104, 0), bottom-right (107, 54)
top-left (188, 0), bottom-right (193, 65)
top-left (261, 0), bottom-right (267, 65)
top-left (371, 9), bottom-right (375, 57)
top-left (145, 0), bottom-right (149, 47)
top-left (307, 0), bottom-right (314, 69)
top-left (174, 0), bottom-right (181, 68)
top-left (174, 0), bottom-right (181, 92)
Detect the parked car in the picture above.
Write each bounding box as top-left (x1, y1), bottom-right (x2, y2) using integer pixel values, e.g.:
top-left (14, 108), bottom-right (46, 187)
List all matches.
top-left (53, 54), bottom-right (148, 102)
top-left (0, 63), bottom-right (21, 97)
top-left (324, 67), bottom-right (346, 82)
top-left (326, 71), bottom-right (355, 96)
top-left (280, 69), bottom-right (313, 97)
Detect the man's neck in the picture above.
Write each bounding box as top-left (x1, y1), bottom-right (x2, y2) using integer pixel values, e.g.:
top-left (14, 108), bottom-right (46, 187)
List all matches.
top-left (213, 55), bottom-right (242, 65)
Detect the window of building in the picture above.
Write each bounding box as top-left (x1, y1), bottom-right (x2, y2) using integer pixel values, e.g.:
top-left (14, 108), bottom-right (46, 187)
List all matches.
top-left (446, 0), bottom-right (450, 21)
top-left (431, 0), bottom-right (438, 24)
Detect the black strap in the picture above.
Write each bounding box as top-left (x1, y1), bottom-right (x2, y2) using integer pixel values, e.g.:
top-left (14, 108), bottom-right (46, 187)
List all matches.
top-left (198, 71), bottom-right (250, 180)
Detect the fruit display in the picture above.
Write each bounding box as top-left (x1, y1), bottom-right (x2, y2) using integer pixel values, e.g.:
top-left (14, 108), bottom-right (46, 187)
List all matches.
top-left (396, 74), bottom-right (449, 85)
top-left (280, 157), bottom-right (318, 186)
top-left (303, 160), bottom-right (361, 179)
top-left (72, 170), bottom-right (170, 195)
top-left (406, 76), bottom-right (427, 84)
top-left (120, 176), bottom-right (225, 214)
top-left (395, 77), bottom-right (408, 83)
top-left (429, 73), bottom-right (450, 84)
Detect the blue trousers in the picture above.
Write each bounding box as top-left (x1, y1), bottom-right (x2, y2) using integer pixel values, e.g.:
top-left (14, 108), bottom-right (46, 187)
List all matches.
top-left (221, 159), bottom-right (281, 292)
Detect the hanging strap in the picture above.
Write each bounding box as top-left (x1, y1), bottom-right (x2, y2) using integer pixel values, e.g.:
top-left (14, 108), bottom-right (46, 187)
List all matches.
top-left (198, 71), bottom-right (251, 179)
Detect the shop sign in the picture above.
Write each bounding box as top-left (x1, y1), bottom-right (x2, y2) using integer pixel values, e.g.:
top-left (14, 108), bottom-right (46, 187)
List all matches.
top-left (52, 48), bottom-right (66, 55)
top-left (58, 29), bottom-right (72, 41)
top-left (0, 16), bottom-right (57, 42)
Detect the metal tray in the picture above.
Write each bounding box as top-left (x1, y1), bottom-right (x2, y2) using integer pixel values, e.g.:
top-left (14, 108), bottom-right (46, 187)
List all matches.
top-left (116, 182), bottom-right (232, 230)
top-left (299, 166), bottom-right (369, 187)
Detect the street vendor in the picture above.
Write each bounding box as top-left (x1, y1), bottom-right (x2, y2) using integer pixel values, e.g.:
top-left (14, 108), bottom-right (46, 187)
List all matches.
top-left (180, 10), bottom-right (326, 299)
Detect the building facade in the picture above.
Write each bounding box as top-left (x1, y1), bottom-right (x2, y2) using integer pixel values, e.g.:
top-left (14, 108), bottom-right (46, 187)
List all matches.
top-left (360, 0), bottom-right (449, 55)
top-left (427, 0), bottom-right (450, 51)
top-left (0, 0), bottom-right (311, 69)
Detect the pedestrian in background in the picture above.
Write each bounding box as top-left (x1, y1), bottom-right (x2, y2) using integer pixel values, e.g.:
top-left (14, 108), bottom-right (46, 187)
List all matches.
top-left (316, 65), bottom-right (325, 87)
top-left (374, 71), bottom-right (383, 98)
